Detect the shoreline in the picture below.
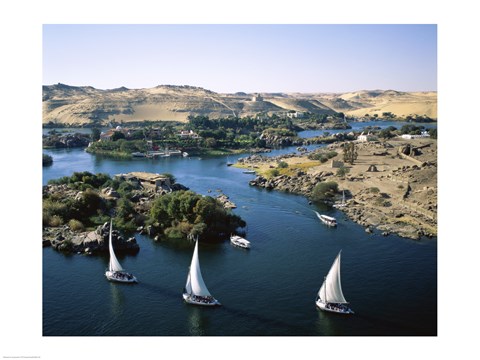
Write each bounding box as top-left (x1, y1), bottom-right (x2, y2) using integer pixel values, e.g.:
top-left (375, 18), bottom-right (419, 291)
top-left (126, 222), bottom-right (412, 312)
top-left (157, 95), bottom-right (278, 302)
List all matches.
top-left (237, 137), bottom-right (437, 240)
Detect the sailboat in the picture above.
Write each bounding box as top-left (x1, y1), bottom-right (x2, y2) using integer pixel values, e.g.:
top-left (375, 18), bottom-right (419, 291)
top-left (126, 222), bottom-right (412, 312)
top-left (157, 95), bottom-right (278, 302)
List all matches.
top-left (183, 239), bottom-right (221, 306)
top-left (333, 190), bottom-right (347, 208)
top-left (105, 219), bottom-right (137, 283)
top-left (313, 210), bottom-right (337, 227)
top-left (315, 251), bottom-right (353, 314)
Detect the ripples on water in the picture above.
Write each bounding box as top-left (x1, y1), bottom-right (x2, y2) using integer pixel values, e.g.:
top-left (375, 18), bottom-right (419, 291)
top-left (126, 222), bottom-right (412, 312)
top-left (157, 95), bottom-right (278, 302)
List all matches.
top-left (42, 126), bottom-right (437, 336)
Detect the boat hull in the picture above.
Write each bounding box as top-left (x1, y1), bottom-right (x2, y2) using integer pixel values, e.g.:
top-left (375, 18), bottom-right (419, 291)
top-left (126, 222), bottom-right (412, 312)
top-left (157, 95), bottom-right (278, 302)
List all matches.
top-left (183, 293), bottom-right (221, 306)
top-left (318, 216), bottom-right (337, 227)
top-left (105, 271), bottom-right (137, 283)
top-left (230, 236), bottom-right (251, 249)
top-left (316, 300), bottom-right (354, 314)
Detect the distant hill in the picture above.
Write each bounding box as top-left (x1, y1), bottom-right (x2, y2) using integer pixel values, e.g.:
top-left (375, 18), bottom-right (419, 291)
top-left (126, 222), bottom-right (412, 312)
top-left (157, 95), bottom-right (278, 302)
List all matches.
top-left (42, 84), bottom-right (437, 125)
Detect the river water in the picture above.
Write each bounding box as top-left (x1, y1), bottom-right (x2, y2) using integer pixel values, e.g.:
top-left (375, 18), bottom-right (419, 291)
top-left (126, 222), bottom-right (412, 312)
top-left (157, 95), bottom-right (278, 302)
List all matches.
top-left (42, 122), bottom-right (437, 336)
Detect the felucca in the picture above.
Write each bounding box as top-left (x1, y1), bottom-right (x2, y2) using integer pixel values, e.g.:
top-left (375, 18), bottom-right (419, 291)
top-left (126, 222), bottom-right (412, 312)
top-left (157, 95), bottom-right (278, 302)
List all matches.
top-left (315, 251), bottom-right (353, 314)
top-left (183, 239), bottom-right (221, 306)
top-left (105, 219), bottom-right (137, 283)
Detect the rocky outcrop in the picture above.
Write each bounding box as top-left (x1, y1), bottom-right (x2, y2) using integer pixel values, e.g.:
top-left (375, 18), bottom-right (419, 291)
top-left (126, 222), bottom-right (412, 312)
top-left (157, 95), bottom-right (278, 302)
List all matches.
top-left (42, 133), bottom-right (91, 148)
top-left (248, 172), bottom-right (332, 196)
top-left (216, 194), bottom-right (236, 209)
top-left (43, 222), bottom-right (140, 255)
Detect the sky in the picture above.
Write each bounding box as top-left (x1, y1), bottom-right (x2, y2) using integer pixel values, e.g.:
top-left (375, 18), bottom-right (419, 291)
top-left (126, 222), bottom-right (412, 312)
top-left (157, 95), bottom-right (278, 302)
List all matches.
top-left (42, 24), bottom-right (437, 93)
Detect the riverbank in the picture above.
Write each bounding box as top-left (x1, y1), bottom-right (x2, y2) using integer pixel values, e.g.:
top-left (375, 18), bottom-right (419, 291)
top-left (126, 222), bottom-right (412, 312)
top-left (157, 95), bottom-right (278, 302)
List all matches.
top-left (236, 137), bottom-right (437, 240)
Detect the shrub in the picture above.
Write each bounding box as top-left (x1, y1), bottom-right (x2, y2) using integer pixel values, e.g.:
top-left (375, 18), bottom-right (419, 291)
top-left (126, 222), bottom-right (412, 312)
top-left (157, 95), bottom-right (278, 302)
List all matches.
top-left (43, 154), bottom-right (53, 166)
top-left (68, 219), bottom-right (85, 232)
top-left (368, 187), bottom-right (380, 194)
top-left (277, 161), bottom-right (288, 168)
top-left (48, 215), bottom-right (63, 227)
top-left (336, 166), bottom-right (350, 177)
top-left (268, 169), bottom-right (280, 177)
top-left (311, 181), bottom-right (338, 202)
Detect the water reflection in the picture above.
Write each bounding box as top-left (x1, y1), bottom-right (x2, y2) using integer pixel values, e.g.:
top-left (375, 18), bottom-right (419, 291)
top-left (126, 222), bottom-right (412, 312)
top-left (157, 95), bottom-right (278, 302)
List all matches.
top-left (109, 283), bottom-right (125, 318)
top-left (315, 308), bottom-right (339, 336)
top-left (187, 306), bottom-right (208, 336)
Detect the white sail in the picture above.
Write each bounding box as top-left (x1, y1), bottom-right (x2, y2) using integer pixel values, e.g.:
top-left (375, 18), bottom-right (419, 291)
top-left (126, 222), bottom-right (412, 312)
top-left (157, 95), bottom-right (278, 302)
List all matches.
top-left (108, 220), bottom-right (124, 272)
top-left (186, 240), bottom-right (212, 297)
top-left (317, 251), bottom-right (347, 304)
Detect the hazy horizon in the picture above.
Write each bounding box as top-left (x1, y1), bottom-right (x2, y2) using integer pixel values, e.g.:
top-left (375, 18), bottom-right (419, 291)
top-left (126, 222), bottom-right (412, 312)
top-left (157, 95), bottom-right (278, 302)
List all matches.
top-left (43, 24), bottom-right (437, 94)
top-left (43, 82), bottom-right (437, 94)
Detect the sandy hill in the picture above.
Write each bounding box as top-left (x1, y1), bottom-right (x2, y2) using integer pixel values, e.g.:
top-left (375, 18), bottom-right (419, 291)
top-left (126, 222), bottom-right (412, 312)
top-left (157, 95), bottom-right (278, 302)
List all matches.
top-left (42, 84), bottom-right (437, 125)
top-left (334, 90), bottom-right (437, 118)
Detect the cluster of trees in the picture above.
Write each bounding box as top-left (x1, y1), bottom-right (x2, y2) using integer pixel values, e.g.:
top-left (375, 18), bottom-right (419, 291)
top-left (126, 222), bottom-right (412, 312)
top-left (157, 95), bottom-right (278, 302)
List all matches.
top-left (311, 181), bottom-right (339, 202)
top-left (43, 172), bottom-right (246, 242)
top-left (186, 115), bottom-right (301, 150)
top-left (343, 142), bottom-right (358, 165)
top-left (147, 190), bottom-right (246, 241)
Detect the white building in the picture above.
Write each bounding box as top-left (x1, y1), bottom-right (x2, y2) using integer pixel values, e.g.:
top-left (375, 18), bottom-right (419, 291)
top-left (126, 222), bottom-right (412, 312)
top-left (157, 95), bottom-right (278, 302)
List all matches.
top-left (357, 132), bottom-right (376, 142)
top-left (287, 111), bottom-right (305, 119)
top-left (177, 130), bottom-right (200, 139)
top-left (401, 131), bottom-right (430, 140)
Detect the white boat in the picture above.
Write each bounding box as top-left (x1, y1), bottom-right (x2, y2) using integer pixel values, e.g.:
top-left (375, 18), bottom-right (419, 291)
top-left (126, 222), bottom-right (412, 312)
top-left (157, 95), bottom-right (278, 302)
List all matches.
top-left (230, 235), bottom-right (251, 249)
top-left (243, 169), bottom-right (256, 174)
top-left (315, 251), bottom-right (354, 315)
top-left (314, 211), bottom-right (337, 227)
top-left (131, 152), bottom-right (146, 157)
top-left (183, 239), bottom-right (221, 306)
top-left (333, 190), bottom-right (347, 208)
top-left (105, 220), bottom-right (137, 283)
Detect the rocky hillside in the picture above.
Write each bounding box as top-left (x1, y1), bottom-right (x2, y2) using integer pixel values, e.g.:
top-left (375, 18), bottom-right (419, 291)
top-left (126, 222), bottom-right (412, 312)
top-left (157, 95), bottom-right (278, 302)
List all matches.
top-left (42, 84), bottom-right (437, 125)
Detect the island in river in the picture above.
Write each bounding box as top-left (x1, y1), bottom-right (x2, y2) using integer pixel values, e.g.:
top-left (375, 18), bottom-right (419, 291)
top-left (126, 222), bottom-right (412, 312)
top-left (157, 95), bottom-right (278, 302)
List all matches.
top-left (236, 137), bottom-right (437, 240)
top-left (43, 171), bottom-right (246, 254)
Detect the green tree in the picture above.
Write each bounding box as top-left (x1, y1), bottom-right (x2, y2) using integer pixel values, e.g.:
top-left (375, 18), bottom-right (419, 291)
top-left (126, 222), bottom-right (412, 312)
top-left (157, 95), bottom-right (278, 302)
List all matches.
top-left (112, 131), bottom-right (125, 141)
top-left (336, 166), bottom-right (350, 177)
top-left (311, 182), bottom-right (339, 202)
top-left (91, 128), bottom-right (101, 141)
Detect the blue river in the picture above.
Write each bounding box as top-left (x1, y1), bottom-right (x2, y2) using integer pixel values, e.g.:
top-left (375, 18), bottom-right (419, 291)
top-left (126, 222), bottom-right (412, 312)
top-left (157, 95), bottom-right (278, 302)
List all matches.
top-left (42, 122), bottom-right (437, 336)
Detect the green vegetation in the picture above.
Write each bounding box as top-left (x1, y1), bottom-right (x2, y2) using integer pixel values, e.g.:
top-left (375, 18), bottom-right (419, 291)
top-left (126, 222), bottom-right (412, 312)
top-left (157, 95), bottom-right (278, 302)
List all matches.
top-left (268, 169), bottom-right (280, 178)
top-left (405, 115), bottom-right (435, 123)
top-left (336, 166), bottom-right (350, 177)
top-left (311, 181), bottom-right (339, 202)
top-left (308, 150), bottom-right (338, 164)
top-left (147, 190), bottom-right (246, 241)
top-left (43, 154), bottom-right (53, 166)
top-left (277, 161), bottom-right (289, 169)
top-left (83, 113), bottom-right (348, 158)
top-left (382, 112), bottom-right (396, 119)
top-left (68, 219), bottom-right (85, 232)
top-left (378, 126), bottom-right (398, 139)
top-left (43, 171), bottom-right (246, 242)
